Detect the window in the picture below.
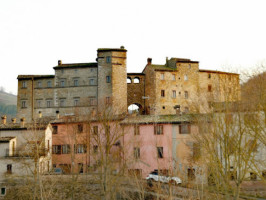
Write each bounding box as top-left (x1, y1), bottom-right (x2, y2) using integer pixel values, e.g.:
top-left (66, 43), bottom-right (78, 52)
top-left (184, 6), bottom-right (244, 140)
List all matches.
top-left (188, 168), bottom-right (195, 181)
top-left (172, 74), bottom-right (176, 80)
top-left (37, 81), bottom-right (42, 88)
top-left (1, 187), bottom-right (6, 196)
top-left (106, 56), bottom-right (111, 63)
top-left (155, 125), bottom-right (163, 135)
top-left (74, 98), bottom-right (80, 106)
top-left (161, 90), bottom-right (165, 97)
top-left (157, 147), bottom-right (163, 158)
top-left (184, 74), bottom-right (188, 81)
top-left (59, 99), bottom-right (65, 107)
top-left (193, 143), bottom-right (201, 160)
top-left (62, 145), bottom-right (70, 154)
top-left (89, 79), bottom-right (95, 85)
top-left (37, 100), bottom-right (42, 108)
top-left (184, 107), bottom-right (189, 113)
top-left (89, 97), bottom-right (96, 106)
top-left (74, 144), bottom-right (87, 154)
top-left (93, 145), bottom-right (98, 154)
top-left (60, 80), bottom-right (65, 87)
top-left (93, 126), bottom-right (98, 135)
top-left (134, 147), bottom-right (140, 159)
top-left (74, 79), bottom-right (79, 86)
top-left (184, 91), bottom-right (188, 99)
top-left (22, 81), bottom-right (27, 88)
top-left (77, 124), bottom-right (83, 133)
top-left (134, 124), bottom-right (140, 135)
top-left (250, 172), bottom-right (257, 181)
top-left (21, 100), bottom-right (26, 108)
top-left (160, 73), bottom-right (164, 80)
top-left (52, 145), bottom-right (61, 154)
top-left (179, 124), bottom-right (191, 134)
top-left (52, 126), bottom-right (58, 134)
top-left (162, 106), bottom-right (165, 109)
top-left (106, 97), bottom-right (111, 105)
top-left (134, 77), bottom-right (140, 83)
top-left (208, 73), bottom-right (211, 79)
top-left (127, 77), bottom-right (132, 83)
top-left (46, 100), bottom-right (52, 108)
top-left (47, 81), bottom-right (52, 88)
top-left (7, 164), bottom-right (12, 174)
top-left (172, 90), bottom-right (176, 98)
top-left (106, 76), bottom-right (111, 83)
top-left (208, 84), bottom-right (212, 92)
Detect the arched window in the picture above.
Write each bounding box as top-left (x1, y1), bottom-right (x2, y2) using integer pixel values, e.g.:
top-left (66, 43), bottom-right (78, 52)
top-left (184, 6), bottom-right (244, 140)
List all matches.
top-left (127, 77), bottom-right (132, 83)
top-left (133, 77), bottom-right (140, 83)
top-left (128, 103), bottom-right (141, 114)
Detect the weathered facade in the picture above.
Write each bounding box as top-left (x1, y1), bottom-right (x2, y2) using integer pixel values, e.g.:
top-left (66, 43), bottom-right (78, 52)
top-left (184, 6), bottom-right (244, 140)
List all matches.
top-left (17, 47), bottom-right (240, 121)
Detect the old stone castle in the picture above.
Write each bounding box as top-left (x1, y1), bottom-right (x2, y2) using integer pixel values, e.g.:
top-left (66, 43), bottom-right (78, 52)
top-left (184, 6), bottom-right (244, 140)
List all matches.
top-left (17, 47), bottom-right (240, 121)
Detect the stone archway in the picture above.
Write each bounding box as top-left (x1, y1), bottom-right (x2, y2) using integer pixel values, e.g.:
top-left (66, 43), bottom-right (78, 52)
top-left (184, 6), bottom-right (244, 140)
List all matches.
top-left (128, 103), bottom-right (143, 114)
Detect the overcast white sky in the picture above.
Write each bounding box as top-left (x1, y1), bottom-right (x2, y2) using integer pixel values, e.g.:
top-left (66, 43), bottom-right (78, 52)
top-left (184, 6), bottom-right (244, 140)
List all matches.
top-left (1, 0), bottom-right (266, 95)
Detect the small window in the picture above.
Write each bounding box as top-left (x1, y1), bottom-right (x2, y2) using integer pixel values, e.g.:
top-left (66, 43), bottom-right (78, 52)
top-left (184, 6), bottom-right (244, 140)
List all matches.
top-left (184, 91), bottom-right (189, 99)
top-left (188, 168), bottom-right (195, 181)
top-left (62, 145), bottom-right (70, 154)
top-left (93, 126), bottom-right (98, 135)
top-left (106, 97), bottom-right (111, 105)
top-left (77, 124), bottom-right (83, 133)
top-left (93, 145), bottom-right (98, 154)
top-left (208, 85), bottom-right (212, 92)
top-left (208, 74), bottom-right (211, 79)
top-left (250, 172), bottom-right (257, 181)
top-left (52, 126), bottom-right (58, 134)
top-left (106, 56), bottom-right (111, 63)
top-left (184, 107), bottom-right (189, 113)
top-left (37, 100), bottom-right (42, 108)
top-left (127, 77), bottom-right (132, 83)
top-left (134, 147), bottom-right (140, 159)
top-left (157, 147), bottom-right (163, 158)
top-left (160, 73), bottom-right (164, 80)
top-left (89, 97), bottom-right (96, 106)
top-left (172, 74), bottom-right (176, 80)
top-left (154, 125), bottom-right (163, 135)
top-left (22, 81), bottom-right (27, 88)
top-left (162, 106), bottom-right (165, 109)
top-left (106, 76), bottom-right (111, 83)
top-left (74, 79), bottom-right (79, 86)
top-left (89, 79), bottom-right (95, 85)
top-left (7, 164), bottom-right (12, 174)
top-left (60, 80), bottom-right (65, 87)
top-left (1, 187), bottom-right (6, 196)
top-left (59, 99), bottom-right (65, 107)
top-left (172, 90), bottom-right (176, 98)
top-left (134, 77), bottom-right (140, 83)
top-left (179, 124), bottom-right (191, 134)
top-left (184, 74), bottom-right (188, 81)
top-left (134, 124), bottom-right (140, 135)
top-left (47, 81), bottom-right (52, 88)
top-left (21, 100), bottom-right (26, 108)
top-left (74, 98), bottom-right (80, 106)
top-left (52, 145), bottom-right (61, 154)
top-left (161, 90), bottom-right (165, 97)
top-left (46, 100), bottom-right (52, 108)
top-left (37, 81), bottom-right (42, 88)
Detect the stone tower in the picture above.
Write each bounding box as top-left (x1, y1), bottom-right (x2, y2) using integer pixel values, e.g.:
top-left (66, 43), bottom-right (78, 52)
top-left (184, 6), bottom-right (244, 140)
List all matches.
top-left (97, 47), bottom-right (127, 115)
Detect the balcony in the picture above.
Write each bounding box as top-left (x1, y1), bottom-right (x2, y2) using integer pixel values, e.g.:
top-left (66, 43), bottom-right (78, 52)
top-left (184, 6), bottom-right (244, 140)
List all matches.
top-left (5, 148), bottom-right (48, 157)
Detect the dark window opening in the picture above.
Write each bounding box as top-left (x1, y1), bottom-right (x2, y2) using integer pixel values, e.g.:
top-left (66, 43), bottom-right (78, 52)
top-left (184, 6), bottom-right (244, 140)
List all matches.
top-left (179, 124), bottom-right (191, 134)
top-left (250, 172), bottom-right (257, 181)
top-left (52, 126), bottom-right (58, 134)
top-left (157, 147), bottom-right (163, 158)
top-left (161, 90), bottom-right (165, 97)
top-left (93, 126), bottom-right (98, 135)
top-left (106, 76), bottom-right (111, 83)
top-left (134, 147), bottom-right (140, 159)
top-left (1, 187), bottom-right (6, 196)
top-left (134, 124), bottom-right (140, 135)
top-left (7, 164), bottom-right (12, 174)
top-left (188, 168), bottom-right (195, 181)
top-left (77, 124), bottom-right (83, 133)
top-left (154, 125), bottom-right (163, 135)
top-left (208, 84), bottom-right (212, 92)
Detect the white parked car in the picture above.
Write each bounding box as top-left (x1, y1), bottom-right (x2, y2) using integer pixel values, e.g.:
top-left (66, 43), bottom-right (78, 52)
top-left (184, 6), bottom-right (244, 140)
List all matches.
top-left (146, 171), bottom-right (182, 185)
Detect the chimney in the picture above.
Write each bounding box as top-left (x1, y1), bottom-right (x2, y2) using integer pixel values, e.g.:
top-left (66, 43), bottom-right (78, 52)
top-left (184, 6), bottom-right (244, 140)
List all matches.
top-left (58, 60), bottom-right (62, 65)
top-left (20, 117), bottom-right (25, 127)
top-left (1, 115), bottom-right (7, 125)
top-left (39, 111), bottom-right (42, 118)
top-left (56, 110), bottom-right (60, 119)
top-left (147, 58), bottom-right (152, 65)
top-left (11, 118), bottom-right (16, 124)
top-left (166, 57), bottom-right (169, 67)
top-left (120, 46), bottom-right (125, 49)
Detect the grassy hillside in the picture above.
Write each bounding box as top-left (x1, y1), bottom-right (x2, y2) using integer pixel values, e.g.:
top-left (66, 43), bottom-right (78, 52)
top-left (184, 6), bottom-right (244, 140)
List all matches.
top-left (0, 90), bottom-right (17, 118)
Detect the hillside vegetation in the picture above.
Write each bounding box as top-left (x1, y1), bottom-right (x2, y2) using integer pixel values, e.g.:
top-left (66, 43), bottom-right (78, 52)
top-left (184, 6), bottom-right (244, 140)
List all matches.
top-left (0, 90), bottom-right (17, 118)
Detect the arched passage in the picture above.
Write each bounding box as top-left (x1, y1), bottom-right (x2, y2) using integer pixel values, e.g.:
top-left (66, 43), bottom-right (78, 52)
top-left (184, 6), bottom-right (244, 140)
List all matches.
top-left (128, 103), bottom-right (143, 114)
